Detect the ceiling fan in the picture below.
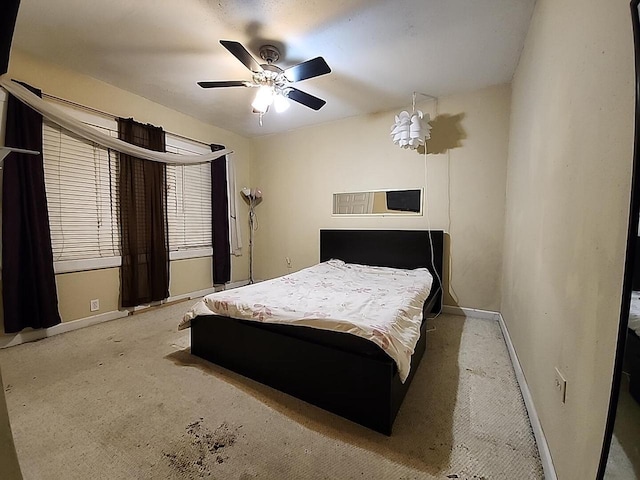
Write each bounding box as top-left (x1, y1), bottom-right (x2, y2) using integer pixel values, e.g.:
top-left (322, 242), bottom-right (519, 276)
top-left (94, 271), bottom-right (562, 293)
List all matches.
top-left (198, 40), bottom-right (331, 116)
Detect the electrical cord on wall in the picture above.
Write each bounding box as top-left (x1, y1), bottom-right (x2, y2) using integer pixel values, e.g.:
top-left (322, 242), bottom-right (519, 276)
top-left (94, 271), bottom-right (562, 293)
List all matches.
top-left (421, 93), bottom-right (443, 320)
top-left (424, 157), bottom-right (443, 320)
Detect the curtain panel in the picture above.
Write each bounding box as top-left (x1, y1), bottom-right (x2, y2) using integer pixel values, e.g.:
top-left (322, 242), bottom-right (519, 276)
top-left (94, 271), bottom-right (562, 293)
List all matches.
top-left (211, 144), bottom-right (231, 284)
top-left (1, 1), bottom-right (20, 75)
top-left (3, 82), bottom-right (61, 333)
top-left (118, 118), bottom-right (169, 307)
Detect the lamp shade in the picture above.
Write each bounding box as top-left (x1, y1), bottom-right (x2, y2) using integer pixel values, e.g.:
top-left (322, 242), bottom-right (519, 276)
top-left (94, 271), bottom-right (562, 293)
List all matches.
top-left (390, 110), bottom-right (431, 149)
top-left (252, 86), bottom-right (274, 113)
top-left (273, 93), bottom-right (290, 113)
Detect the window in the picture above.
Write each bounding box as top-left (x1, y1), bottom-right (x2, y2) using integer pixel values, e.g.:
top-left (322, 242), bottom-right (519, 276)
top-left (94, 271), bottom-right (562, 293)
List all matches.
top-left (41, 101), bottom-right (213, 273)
top-left (42, 111), bottom-right (121, 273)
top-left (165, 137), bottom-right (212, 258)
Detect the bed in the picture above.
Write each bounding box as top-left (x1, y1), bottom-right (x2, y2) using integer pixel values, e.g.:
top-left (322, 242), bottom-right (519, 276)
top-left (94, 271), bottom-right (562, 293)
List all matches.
top-left (184, 229), bottom-right (444, 435)
top-left (626, 292), bottom-right (640, 402)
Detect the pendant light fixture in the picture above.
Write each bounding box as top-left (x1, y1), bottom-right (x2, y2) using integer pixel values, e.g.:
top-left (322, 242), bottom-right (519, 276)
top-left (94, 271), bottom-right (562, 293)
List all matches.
top-left (390, 92), bottom-right (433, 150)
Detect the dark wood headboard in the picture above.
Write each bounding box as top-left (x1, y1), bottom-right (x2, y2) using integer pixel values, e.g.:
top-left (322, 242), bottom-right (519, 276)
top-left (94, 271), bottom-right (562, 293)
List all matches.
top-left (320, 229), bottom-right (444, 313)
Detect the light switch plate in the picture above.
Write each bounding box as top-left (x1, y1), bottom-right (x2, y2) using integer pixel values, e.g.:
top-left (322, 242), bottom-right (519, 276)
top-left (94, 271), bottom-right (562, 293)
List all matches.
top-left (554, 367), bottom-right (567, 404)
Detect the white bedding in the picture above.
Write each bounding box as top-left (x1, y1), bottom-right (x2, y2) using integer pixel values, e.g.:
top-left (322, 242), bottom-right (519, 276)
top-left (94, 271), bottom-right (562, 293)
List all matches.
top-left (180, 260), bottom-right (434, 382)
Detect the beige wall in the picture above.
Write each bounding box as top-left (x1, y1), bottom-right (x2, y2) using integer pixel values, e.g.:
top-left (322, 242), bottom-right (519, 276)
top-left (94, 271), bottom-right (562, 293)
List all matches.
top-left (0, 258), bottom-right (216, 330)
top-left (0, 50), bottom-right (254, 331)
top-left (169, 257), bottom-right (213, 298)
top-left (55, 268), bottom-right (120, 322)
top-left (500, 0), bottom-right (635, 479)
top-left (252, 84), bottom-right (511, 311)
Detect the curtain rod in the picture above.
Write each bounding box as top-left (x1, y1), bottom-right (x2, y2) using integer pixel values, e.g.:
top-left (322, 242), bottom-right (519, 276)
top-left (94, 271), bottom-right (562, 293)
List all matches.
top-left (41, 92), bottom-right (211, 148)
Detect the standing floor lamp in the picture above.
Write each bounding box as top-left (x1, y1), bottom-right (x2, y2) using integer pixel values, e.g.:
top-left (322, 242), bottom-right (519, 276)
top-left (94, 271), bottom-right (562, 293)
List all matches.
top-left (241, 187), bottom-right (262, 284)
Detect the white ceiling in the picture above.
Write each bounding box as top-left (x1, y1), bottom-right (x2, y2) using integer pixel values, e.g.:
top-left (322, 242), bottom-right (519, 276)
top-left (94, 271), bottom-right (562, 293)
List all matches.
top-left (12, 0), bottom-right (535, 138)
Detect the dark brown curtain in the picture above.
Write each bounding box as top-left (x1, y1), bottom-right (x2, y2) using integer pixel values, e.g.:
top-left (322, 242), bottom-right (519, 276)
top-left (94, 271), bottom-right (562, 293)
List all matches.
top-left (118, 118), bottom-right (169, 307)
top-left (3, 82), bottom-right (61, 333)
top-left (0, 0), bottom-right (20, 75)
top-left (210, 144), bottom-right (231, 284)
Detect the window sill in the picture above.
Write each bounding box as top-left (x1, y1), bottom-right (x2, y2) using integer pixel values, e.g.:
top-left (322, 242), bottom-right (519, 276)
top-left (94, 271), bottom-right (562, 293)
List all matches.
top-left (169, 248), bottom-right (213, 261)
top-left (53, 248), bottom-right (213, 274)
top-left (54, 256), bottom-right (122, 274)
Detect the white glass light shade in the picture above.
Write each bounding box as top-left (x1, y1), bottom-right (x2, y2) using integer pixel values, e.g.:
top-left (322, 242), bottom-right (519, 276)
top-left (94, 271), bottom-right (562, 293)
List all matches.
top-left (252, 86), bottom-right (274, 113)
top-left (273, 93), bottom-right (290, 113)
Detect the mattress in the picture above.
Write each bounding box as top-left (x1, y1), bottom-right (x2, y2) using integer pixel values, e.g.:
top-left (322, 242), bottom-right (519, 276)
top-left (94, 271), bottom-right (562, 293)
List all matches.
top-left (181, 260), bottom-right (434, 382)
top-left (231, 294), bottom-right (436, 361)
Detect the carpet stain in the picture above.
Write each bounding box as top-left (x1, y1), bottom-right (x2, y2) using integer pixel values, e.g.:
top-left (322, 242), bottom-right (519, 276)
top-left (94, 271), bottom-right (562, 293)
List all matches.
top-left (446, 475), bottom-right (488, 480)
top-left (465, 367), bottom-right (493, 379)
top-left (163, 419), bottom-right (242, 478)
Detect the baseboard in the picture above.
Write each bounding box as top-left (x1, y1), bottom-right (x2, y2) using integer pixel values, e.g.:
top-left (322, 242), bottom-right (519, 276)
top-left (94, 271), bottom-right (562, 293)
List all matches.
top-left (0, 286), bottom-right (222, 349)
top-left (442, 305), bottom-right (500, 320)
top-left (0, 310), bottom-right (129, 349)
top-left (442, 305), bottom-right (557, 479)
top-left (166, 286), bottom-right (219, 303)
top-left (497, 313), bottom-right (558, 480)
top-left (225, 280), bottom-right (251, 290)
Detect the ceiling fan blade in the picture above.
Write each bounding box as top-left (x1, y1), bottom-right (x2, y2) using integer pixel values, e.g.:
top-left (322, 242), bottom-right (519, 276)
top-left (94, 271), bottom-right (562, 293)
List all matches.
top-left (284, 57), bottom-right (331, 82)
top-left (198, 81), bottom-right (250, 88)
top-left (220, 40), bottom-right (264, 73)
top-left (286, 88), bottom-right (326, 111)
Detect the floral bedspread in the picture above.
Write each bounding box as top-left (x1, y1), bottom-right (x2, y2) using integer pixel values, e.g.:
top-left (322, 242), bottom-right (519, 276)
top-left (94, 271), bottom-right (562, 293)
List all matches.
top-left (180, 260), bottom-right (433, 382)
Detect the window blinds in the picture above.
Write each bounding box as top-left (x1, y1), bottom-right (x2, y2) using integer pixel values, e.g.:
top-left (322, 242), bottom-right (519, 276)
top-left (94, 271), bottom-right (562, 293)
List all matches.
top-left (42, 108), bottom-right (213, 271)
top-left (165, 140), bottom-right (212, 252)
top-left (43, 120), bottom-right (120, 262)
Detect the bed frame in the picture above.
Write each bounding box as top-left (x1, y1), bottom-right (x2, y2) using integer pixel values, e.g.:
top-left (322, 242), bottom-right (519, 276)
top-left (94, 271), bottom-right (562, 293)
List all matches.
top-left (626, 327), bottom-right (640, 402)
top-left (190, 229), bottom-right (444, 435)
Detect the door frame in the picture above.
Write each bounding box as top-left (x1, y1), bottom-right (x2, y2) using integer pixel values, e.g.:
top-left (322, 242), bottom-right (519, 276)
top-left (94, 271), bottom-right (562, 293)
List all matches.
top-left (597, 1), bottom-right (640, 477)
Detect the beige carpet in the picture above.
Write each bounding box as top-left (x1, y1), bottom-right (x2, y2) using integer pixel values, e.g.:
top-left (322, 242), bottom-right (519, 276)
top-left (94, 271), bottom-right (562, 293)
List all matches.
top-left (0, 301), bottom-right (543, 479)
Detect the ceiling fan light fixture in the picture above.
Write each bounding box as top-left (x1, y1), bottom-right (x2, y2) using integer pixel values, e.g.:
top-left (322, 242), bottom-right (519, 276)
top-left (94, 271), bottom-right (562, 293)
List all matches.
top-left (199, 41), bottom-right (331, 124)
top-left (252, 85), bottom-right (274, 113)
top-left (273, 92), bottom-right (290, 113)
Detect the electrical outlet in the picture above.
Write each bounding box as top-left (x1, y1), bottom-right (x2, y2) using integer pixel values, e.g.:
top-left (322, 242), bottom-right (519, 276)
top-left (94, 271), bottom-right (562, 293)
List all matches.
top-left (90, 299), bottom-right (100, 312)
top-left (554, 367), bottom-right (567, 404)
